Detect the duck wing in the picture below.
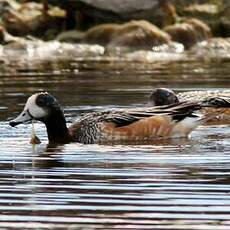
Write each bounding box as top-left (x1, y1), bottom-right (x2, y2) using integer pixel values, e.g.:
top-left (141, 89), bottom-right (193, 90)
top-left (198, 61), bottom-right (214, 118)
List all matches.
top-left (201, 96), bottom-right (230, 107)
top-left (104, 101), bottom-right (201, 127)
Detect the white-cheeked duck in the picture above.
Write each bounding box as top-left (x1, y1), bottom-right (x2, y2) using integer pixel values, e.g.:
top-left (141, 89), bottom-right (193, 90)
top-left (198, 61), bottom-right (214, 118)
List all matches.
top-left (9, 92), bottom-right (230, 144)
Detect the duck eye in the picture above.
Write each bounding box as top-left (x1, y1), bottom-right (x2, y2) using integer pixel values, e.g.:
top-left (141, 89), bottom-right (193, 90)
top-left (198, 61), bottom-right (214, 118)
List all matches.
top-left (166, 92), bottom-right (170, 96)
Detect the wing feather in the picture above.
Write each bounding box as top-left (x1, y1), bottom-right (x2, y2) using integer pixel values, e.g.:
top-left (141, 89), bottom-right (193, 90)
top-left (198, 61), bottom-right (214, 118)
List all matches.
top-left (201, 96), bottom-right (230, 108)
top-left (105, 102), bottom-right (201, 127)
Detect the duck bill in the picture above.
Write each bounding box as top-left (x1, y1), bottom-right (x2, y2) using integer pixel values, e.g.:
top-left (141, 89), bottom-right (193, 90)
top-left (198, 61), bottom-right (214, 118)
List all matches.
top-left (9, 110), bottom-right (32, 127)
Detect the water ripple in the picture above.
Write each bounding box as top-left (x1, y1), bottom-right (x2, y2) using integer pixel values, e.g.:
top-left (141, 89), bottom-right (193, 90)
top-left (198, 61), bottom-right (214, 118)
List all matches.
top-left (1, 59), bottom-right (230, 229)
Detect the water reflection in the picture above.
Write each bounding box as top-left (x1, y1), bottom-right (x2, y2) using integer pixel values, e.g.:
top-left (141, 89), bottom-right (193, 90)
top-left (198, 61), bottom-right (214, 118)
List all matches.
top-left (1, 118), bottom-right (230, 229)
top-left (0, 53), bottom-right (230, 229)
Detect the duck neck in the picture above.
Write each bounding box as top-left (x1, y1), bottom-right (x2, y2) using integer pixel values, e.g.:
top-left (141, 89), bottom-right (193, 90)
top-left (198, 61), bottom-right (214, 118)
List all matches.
top-left (44, 109), bottom-right (72, 144)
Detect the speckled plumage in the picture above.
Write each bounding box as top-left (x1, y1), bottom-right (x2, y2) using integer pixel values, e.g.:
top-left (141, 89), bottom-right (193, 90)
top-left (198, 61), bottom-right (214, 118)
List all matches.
top-left (178, 90), bottom-right (230, 102)
top-left (68, 102), bottom-right (202, 144)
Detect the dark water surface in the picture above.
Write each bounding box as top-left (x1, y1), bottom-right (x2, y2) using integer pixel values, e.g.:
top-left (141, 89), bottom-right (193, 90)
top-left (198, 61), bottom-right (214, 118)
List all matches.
top-left (0, 49), bottom-right (230, 229)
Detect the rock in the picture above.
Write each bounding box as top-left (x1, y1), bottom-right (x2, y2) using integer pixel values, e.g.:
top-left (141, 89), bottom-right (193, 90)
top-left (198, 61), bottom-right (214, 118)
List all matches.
top-left (184, 18), bottom-right (212, 40)
top-left (183, 3), bottom-right (220, 17)
top-left (173, 0), bottom-right (223, 12)
top-left (164, 18), bottom-right (211, 49)
top-left (164, 23), bottom-right (197, 49)
top-left (82, 20), bottom-right (170, 49)
top-left (174, 1), bottom-right (223, 35)
top-left (109, 20), bottom-right (171, 49)
top-left (67, 0), bottom-right (159, 20)
top-left (48, 0), bottom-right (178, 29)
top-left (1, 1), bottom-right (66, 39)
top-left (0, 0), bottom-right (179, 34)
top-left (82, 23), bottom-right (120, 46)
top-left (0, 0), bottom-right (20, 14)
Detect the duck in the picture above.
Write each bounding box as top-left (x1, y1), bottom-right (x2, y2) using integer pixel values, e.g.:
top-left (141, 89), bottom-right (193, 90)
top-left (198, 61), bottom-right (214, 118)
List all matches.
top-left (148, 88), bottom-right (179, 107)
top-left (148, 88), bottom-right (230, 124)
top-left (9, 92), bottom-right (216, 145)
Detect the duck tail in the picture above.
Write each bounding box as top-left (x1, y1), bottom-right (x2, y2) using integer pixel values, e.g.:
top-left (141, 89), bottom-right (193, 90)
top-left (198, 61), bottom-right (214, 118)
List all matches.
top-left (196, 113), bottom-right (218, 123)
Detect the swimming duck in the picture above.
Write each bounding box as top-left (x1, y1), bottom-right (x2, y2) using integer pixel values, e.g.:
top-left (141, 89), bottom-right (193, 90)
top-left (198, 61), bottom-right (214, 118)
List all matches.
top-left (148, 88), bottom-right (179, 107)
top-left (148, 88), bottom-right (230, 124)
top-left (9, 92), bottom-right (211, 145)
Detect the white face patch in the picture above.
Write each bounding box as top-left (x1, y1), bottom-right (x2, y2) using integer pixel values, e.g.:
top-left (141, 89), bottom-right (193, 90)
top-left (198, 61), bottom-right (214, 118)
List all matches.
top-left (24, 94), bottom-right (47, 119)
top-left (10, 94), bottom-right (49, 126)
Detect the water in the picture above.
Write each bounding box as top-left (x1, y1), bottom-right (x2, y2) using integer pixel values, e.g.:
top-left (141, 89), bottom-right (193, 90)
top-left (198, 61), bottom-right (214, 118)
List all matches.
top-left (0, 43), bottom-right (230, 229)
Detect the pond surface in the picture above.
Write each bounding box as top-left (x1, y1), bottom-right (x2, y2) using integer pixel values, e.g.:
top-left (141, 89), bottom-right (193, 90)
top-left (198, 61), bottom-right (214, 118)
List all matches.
top-left (0, 45), bottom-right (230, 229)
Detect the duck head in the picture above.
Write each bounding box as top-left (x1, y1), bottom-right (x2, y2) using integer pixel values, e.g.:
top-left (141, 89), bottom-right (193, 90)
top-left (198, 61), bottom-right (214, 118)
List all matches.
top-left (9, 92), bottom-right (60, 126)
top-left (9, 92), bottom-right (71, 144)
top-left (148, 88), bottom-right (179, 106)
